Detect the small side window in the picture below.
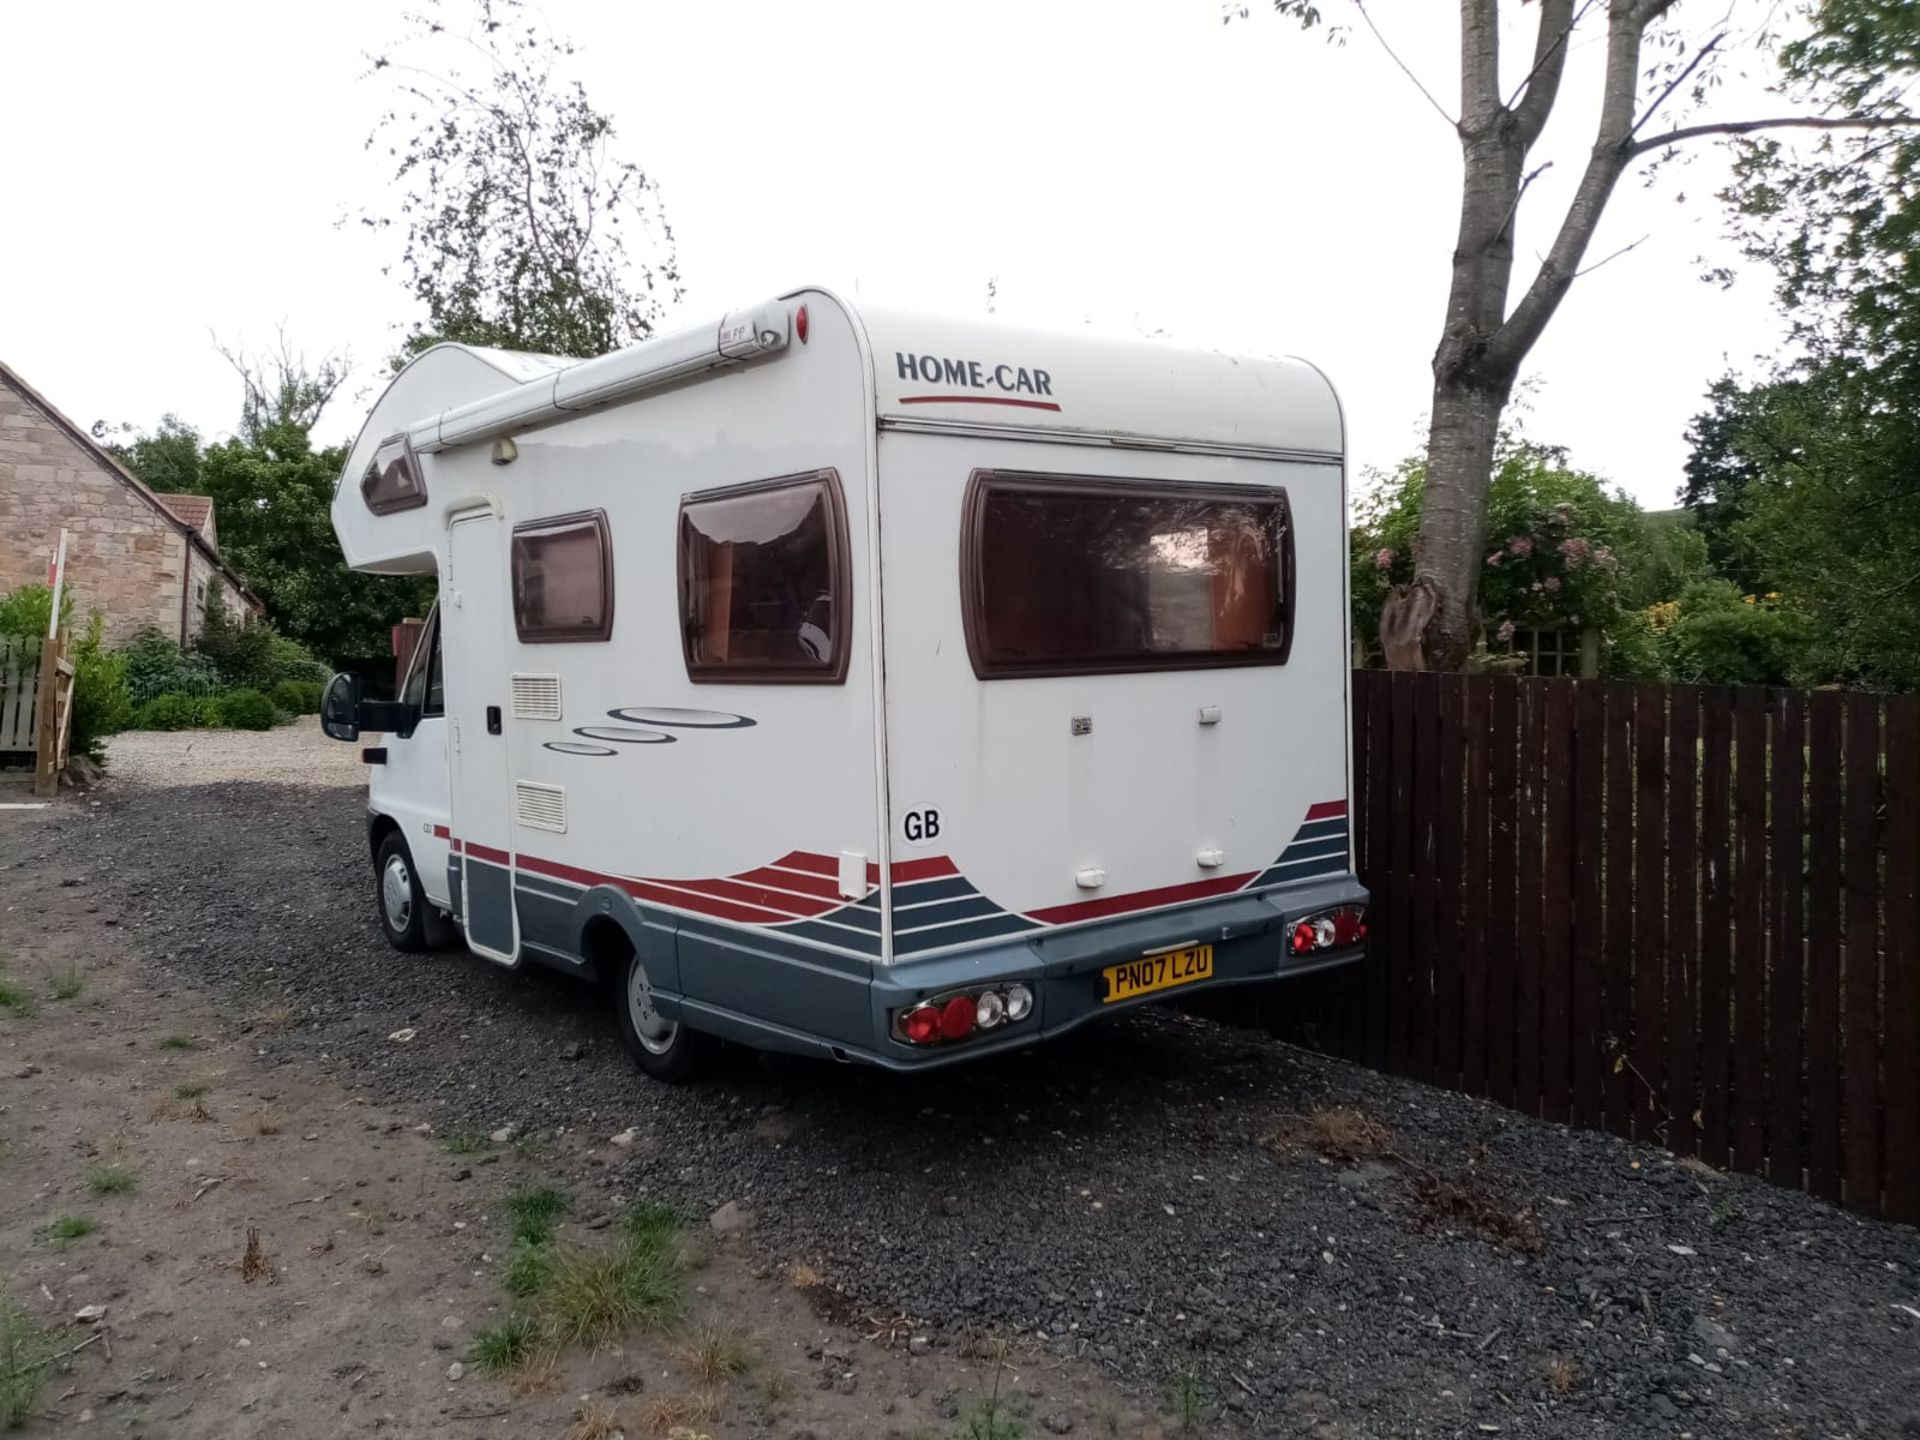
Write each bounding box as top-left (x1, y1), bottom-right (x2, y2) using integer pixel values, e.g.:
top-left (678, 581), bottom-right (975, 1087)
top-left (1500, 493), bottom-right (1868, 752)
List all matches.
top-left (678, 470), bottom-right (850, 684)
top-left (361, 435), bottom-right (427, 515)
top-left (399, 606), bottom-right (445, 715)
top-left (511, 511), bottom-right (614, 643)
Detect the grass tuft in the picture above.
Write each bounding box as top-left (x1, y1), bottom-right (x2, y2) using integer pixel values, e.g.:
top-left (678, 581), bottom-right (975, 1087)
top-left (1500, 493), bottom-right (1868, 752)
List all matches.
top-left (0, 977), bottom-right (34, 1015)
top-left (0, 1298), bottom-right (58, 1429)
top-left (542, 1230), bottom-right (682, 1349)
top-left (156, 1034), bottom-right (196, 1052)
top-left (683, 1323), bottom-right (753, 1386)
top-left (1545, 1354), bottom-right (1581, 1395)
top-left (504, 1186), bottom-right (567, 1246)
top-left (503, 1240), bottom-right (552, 1298)
top-left (442, 1132), bottom-right (493, 1156)
top-left (173, 1081), bottom-right (210, 1100)
top-left (469, 1312), bottom-right (541, 1373)
top-left (84, 1161), bottom-right (138, 1196)
top-left (560, 1402), bottom-right (623, 1440)
top-left (42, 1214), bottom-right (97, 1248)
top-left (624, 1202), bottom-right (680, 1247)
top-left (1168, 1361), bottom-right (1207, 1433)
top-left (640, 1392), bottom-right (718, 1434)
top-left (46, 967), bottom-right (84, 1002)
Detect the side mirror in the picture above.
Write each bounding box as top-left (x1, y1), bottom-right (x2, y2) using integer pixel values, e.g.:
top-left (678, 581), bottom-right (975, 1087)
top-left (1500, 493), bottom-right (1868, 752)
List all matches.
top-left (321, 672), bottom-right (361, 743)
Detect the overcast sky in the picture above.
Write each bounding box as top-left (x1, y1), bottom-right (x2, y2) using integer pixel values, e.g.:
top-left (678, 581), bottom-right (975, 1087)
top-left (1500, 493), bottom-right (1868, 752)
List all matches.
top-left (4, 1), bottom-right (1796, 509)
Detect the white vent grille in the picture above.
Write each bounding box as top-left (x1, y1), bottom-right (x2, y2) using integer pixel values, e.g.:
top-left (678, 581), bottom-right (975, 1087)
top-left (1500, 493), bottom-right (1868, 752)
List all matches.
top-left (514, 781), bottom-right (567, 833)
top-left (510, 673), bottom-right (562, 721)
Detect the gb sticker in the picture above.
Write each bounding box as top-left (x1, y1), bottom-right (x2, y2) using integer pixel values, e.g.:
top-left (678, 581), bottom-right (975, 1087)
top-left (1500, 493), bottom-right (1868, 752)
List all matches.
top-left (901, 806), bottom-right (943, 848)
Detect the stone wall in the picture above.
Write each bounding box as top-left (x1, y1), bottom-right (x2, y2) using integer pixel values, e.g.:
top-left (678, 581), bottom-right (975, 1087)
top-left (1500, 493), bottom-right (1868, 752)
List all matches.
top-left (182, 541), bottom-right (250, 642)
top-left (0, 374), bottom-right (190, 646)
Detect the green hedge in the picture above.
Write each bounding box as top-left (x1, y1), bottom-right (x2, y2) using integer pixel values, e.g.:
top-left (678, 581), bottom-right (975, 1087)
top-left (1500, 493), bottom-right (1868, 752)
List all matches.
top-left (269, 679), bottom-right (325, 715)
top-left (133, 693), bottom-right (218, 731)
top-left (215, 688), bottom-right (277, 731)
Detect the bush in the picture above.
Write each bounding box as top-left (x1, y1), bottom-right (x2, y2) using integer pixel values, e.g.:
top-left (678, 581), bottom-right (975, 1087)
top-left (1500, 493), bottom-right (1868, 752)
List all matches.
top-left (69, 616), bottom-right (132, 760)
top-left (123, 627), bottom-right (221, 705)
top-left (269, 679), bottom-right (324, 715)
top-left (0, 582), bottom-right (72, 639)
top-left (133, 693), bottom-right (216, 731)
top-left (214, 688), bottom-right (277, 731)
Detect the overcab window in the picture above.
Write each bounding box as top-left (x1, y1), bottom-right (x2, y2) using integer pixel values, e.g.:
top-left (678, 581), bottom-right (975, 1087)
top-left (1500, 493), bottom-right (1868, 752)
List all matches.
top-left (962, 471), bottom-right (1294, 678)
top-left (511, 511), bottom-right (614, 643)
top-left (678, 470), bottom-right (850, 683)
top-left (361, 435), bottom-right (427, 515)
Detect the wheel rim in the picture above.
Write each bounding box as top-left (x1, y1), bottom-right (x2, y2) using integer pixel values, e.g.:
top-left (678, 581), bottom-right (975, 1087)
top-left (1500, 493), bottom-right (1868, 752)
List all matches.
top-left (381, 853), bottom-right (413, 932)
top-left (626, 959), bottom-right (678, 1055)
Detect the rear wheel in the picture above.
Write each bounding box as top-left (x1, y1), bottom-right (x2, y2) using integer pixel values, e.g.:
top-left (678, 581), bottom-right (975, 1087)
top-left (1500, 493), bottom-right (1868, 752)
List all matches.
top-left (376, 831), bottom-right (457, 952)
top-left (609, 935), bottom-right (708, 1083)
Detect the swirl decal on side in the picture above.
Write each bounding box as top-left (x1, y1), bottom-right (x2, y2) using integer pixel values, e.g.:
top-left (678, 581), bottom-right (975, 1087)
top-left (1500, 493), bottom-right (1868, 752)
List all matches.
top-left (573, 726), bottom-right (675, 745)
top-left (544, 741), bottom-right (618, 757)
top-left (607, 706), bottom-right (757, 730)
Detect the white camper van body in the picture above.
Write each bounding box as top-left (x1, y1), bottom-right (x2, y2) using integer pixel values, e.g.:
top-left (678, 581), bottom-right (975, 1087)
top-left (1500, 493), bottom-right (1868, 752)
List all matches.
top-left (329, 287), bottom-right (1365, 1071)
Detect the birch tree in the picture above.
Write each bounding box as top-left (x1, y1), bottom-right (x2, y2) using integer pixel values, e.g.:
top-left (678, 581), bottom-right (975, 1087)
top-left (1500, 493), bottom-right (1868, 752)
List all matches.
top-left (1238, 1), bottom-right (1917, 670)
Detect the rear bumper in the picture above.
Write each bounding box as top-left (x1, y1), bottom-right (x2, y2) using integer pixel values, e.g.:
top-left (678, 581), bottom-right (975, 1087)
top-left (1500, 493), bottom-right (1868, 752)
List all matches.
top-left (861, 872), bottom-right (1368, 1070)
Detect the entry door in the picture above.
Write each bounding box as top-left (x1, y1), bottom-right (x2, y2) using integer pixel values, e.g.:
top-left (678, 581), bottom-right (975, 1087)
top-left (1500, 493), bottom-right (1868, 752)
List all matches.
top-left (443, 511), bottom-right (519, 963)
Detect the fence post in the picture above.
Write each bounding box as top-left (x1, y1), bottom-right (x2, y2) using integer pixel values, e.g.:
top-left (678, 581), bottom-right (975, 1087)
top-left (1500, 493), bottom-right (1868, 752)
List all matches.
top-left (32, 625), bottom-right (67, 798)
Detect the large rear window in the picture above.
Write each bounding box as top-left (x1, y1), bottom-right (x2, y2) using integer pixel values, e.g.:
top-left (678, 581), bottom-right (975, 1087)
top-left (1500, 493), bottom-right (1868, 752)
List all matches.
top-left (678, 470), bottom-right (850, 684)
top-left (962, 472), bottom-right (1294, 678)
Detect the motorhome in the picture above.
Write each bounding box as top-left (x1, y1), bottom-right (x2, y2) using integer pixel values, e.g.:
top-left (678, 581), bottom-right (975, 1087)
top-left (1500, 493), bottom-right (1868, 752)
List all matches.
top-left (322, 287), bottom-right (1367, 1080)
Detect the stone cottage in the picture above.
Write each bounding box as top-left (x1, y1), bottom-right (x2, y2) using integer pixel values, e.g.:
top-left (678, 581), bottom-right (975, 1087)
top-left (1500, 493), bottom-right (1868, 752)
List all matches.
top-left (0, 360), bottom-right (259, 646)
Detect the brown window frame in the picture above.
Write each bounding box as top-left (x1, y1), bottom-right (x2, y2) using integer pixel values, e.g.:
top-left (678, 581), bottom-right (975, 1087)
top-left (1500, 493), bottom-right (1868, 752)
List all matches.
top-left (959, 469), bottom-right (1297, 680)
top-left (361, 434), bottom-right (428, 515)
top-left (677, 469), bottom-right (852, 686)
top-left (511, 510), bottom-right (615, 644)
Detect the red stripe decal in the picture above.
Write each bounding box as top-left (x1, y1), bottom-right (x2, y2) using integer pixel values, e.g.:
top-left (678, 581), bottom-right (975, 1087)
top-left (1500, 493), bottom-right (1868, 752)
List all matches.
top-left (431, 824), bottom-right (451, 840)
top-left (665, 876), bottom-right (838, 918)
top-left (1305, 799), bottom-right (1349, 820)
top-left (897, 395), bottom-right (1063, 412)
top-left (464, 840), bottom-right (511, 866)
top-left (627, 882), bottom-right (794, 924)
top-left (737, 866), bottom-right (843, 900)
top-left (1026, 872), bottom-right (1259, 925)
top-left (770, 851), bottom-right (840, 878)
top-left (891, 855), bottom-right (960, 883)
top-left (515, 851), bottom-right (606, 889)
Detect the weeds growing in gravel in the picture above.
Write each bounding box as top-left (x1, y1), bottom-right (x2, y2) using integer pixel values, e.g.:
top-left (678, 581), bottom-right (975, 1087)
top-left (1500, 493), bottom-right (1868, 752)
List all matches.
top-left (1167, 1361), bottom-right (1207, 1433)
top-left (442, 1132), bottom-right (494, 1156)
top-left (1545, 1355), bottom-right (1581, 1395)
top-left (503, 1241), bottom-right (552, 1298)
top-left (505, 1187), bottom-right (567, 1246)
top-left (0, 1298), bottom-right (63, 1429)
top-left (156, 1034), bottom-right (195, 1052)
top-left (469, 1313), bottom-right (541, 1373)
top-left (0, 977), bottom-right (34, 1015)
top-left (684, 1323), bottom-right (753, 1385)
top-left (84, 1161), bottom-right (138, 1196)
top-left (640, 1392), bottom-right (718, 1433)
top-left (173, 1081), bottom-right (209, 1100)
top-left (1408, 1168), bottom-right (1544, 1254)
top-left (41, 1214), bottom-right (96, 1248)
top-left (542, 1225), bottom-right (683, 1347)
top-left (560, 1402), bottom-right (622, 1440)
top-left (46, 967), bottom-right (84, 1001)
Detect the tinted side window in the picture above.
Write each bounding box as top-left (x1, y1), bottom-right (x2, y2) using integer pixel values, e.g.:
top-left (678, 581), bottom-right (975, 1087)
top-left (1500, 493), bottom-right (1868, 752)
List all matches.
top-left (962, 472), bottom-right (1294, 678)
top-left (511, 511), bottom-right (614, 644)
top-left (678, 471), bottom-right (849, 683)
top-left (361, 436), bottom-right (427, 515)
top-left (398, 607), bottom-right (439, 709)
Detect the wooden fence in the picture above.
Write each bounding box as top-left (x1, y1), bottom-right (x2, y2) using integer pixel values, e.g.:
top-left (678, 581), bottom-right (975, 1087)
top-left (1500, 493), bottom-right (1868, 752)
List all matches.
top-left (1209, 672), bottom-right (1920, 1225)
top-left (0, 636), bottom-right (42, 752)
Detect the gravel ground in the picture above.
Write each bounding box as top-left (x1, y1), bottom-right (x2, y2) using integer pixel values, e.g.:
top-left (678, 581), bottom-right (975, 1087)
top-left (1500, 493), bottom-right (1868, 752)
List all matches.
top-left (12, 725), bottom-right (1920, 1438)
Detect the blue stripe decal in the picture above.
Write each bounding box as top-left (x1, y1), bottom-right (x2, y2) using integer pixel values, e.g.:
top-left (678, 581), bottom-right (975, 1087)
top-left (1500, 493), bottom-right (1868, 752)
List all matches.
top-left (1291, 817), bottom-right (1351, 842)
top-left (815, 902), bottom-right (884, 934)
top-left (776, 919), bottom-right (885, 957)
top-left (891, 894), bottom-right (1006, 932)
top-left (861, 875), bottom-right (979, 909)
top-left (894, 911), bottom-right (1042, 956)
top-left (1276, 835), bottom-right (1350, 862)
top-left (676, 913), bottom-right (876, 971)
top-left (1252, 856), bottom-right (1348, 888)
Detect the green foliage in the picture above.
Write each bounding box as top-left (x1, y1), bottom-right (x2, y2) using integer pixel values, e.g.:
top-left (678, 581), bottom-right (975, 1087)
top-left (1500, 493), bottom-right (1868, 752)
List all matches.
top-left (47, 966), bottom-right (84, 1002)
top-left (122, 628), bottom-right (220, 705)
top-left (1632, 582), bottom-right (1817, 687)
top-left (0, 583), bottom-right (71, 639)
top-left (364, 0), bottom-right (678, 361)
top-left (0, 1297), bottom-right (57, 1429)
top-left (83, 1161), bottom-right (138, 1196)
top-left (468, 1312), bottom-right (540, 1373)
top-left (132, 693), bottom-right (217, 731)
top-left (503, 1241), bottom-right (552, 1298)
top-left (213, 688), bottom-right (277, 731)
top-left (505, 1187), bottom-right (568, 1247)
top-left (539, 1218), bottom-right (683, 1348)
top-left (269, 679), bottom-right (323, 714)
top-left (0, 977), bottom-right (30, 1014)
top-left (42, 1214), bottom-right (96, 1247)
top-left (1352, 439), bottom-right (1664, 668)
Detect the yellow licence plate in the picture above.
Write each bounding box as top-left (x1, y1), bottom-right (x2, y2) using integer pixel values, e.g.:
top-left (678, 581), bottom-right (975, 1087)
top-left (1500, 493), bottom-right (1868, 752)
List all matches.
top-left (1102, 943), bottom-right (1214, 1003)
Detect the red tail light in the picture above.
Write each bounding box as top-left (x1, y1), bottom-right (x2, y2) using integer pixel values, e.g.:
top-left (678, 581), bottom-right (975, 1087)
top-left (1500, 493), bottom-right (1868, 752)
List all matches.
top-left (1292, 905), bottom-right (1368, 957)
top-left (940, 995), bottom-right (977, 1040)
top-left (1291, 921), bottom-right (1318, 955)
top-left (901, 1004), bottom-right (941, 1045)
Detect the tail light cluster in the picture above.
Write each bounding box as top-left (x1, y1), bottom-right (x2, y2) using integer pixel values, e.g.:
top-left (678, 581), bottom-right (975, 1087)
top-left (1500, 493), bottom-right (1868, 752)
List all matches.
top-left (1290, 905), bottom-right (1368, 957)
top-left (894, 984), bottom-right (1035, 1047)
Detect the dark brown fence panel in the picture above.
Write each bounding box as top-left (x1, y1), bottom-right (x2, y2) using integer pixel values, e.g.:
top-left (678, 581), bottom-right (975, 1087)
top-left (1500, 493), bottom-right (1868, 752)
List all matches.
top-left (1805, 690), bottom-right (1845, 1205)
top-left (1249, 672), bottom-right (1916, 1225)
top-left (1843, 694), bottom-right (1882, 1214)
top-left (1884, 696), bottom-right (1920, 1225)
top-left (1767, 690), bottom-right (1806, 1193)
top-left (1665, 687), bottom-right (1700, 1160)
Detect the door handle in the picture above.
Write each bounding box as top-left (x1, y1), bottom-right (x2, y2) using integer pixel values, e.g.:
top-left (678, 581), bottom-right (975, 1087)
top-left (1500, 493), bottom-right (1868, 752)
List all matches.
top-left (486, 705), bottom-right (502, 735)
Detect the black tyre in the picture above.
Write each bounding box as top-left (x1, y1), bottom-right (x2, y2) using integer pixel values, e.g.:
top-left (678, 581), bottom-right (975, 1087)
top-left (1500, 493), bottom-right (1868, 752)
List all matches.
top-left (375, 831), bottom-right (453, 953)
top-left (609, 935), bottom-right (709, 1083)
